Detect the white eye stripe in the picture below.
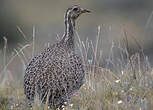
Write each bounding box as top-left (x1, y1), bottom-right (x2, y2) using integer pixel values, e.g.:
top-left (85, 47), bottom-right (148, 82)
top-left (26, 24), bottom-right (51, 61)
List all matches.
top-left (66, 10), bottom-right (71, 36)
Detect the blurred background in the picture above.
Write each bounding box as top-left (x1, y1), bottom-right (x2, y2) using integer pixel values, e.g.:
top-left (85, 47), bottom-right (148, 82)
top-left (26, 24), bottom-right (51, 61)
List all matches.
top-left (0, 0), bottom-right (153, 81)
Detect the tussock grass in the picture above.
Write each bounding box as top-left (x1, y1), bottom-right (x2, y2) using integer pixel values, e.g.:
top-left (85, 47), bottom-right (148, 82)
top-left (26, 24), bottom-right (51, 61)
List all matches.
top-left (0, 25), bottom-right (153, 110)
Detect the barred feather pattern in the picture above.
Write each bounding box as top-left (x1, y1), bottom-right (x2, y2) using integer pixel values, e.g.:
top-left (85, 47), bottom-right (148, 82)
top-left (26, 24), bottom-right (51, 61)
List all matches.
top-left (24, 42), bottom-right (85, 107)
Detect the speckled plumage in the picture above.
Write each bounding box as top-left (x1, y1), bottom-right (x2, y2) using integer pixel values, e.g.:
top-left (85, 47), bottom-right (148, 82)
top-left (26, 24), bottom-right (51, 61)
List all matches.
top-left (24, 5), bottom-right (90, 108)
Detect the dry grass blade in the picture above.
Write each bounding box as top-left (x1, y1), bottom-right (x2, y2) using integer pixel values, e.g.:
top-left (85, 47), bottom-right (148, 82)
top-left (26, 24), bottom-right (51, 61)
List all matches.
top-left (32, 26), bottom-right (36, 57)
top-left (44, 90), bottom-right (50, 110)
top-left (3, 44), bottom-right (30, 71)
top-left (17, 26), bottom-right (27, 40)
top-left (3, 36), bottom-right (7, 70)
top-left (145, 11), bottom-right (153, 28)
top-left (93, 26), bottom-right (101, 70)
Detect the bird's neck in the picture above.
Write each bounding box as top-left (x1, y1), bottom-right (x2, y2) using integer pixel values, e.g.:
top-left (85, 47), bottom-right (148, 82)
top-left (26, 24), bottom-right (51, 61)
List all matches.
top-left (61, 14), bottom-right (75, 50)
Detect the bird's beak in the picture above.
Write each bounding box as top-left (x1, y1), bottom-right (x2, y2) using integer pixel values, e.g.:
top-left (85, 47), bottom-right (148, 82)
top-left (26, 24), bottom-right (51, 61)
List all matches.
top-left (81, 8), bottom-right (91, 13)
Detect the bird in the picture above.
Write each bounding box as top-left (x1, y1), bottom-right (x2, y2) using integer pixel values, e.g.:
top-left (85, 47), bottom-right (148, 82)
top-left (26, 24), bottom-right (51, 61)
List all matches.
top-left (24, 5), bottom-right (90, 109)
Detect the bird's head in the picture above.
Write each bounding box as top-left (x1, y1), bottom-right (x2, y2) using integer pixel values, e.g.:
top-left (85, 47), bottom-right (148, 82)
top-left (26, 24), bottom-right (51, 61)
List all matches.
top-left (65, 5), bottom-right (91, 20)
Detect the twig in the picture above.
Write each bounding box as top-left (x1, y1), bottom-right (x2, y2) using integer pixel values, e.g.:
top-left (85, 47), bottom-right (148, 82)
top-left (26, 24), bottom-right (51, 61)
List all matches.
top-left (17, 26), bottom-right (27, 40)
top-left (32, 26), bottom-right (36, 57)
top-left (145, 11), bottom-right (153, 28)
top-left (2, 44), bottom-right (30, 71)
top-left (3, 36), bottom-right (7, 70)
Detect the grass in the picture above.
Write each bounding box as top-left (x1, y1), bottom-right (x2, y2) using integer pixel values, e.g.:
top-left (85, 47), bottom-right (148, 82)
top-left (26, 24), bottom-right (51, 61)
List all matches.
top-left (0, 25), bottom-right (153, 110)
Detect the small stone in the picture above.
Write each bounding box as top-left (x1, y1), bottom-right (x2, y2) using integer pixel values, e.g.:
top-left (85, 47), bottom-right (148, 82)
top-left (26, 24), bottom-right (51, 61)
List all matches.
top-left (69, 103), bottom-right (73, 107)
top-left (117, 100), bottom-right (123, 104)
top-left (115, 79), bottom-right (120, 83)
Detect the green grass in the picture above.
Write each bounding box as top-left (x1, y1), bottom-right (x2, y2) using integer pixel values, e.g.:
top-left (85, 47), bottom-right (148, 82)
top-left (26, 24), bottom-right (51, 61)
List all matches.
top-left (0, 26), bottom-right (153, 110)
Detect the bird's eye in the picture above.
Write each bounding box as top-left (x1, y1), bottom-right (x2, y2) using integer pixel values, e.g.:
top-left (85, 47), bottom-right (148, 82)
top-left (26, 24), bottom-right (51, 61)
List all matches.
top-left (73, 7), bottom-right (78, 11)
